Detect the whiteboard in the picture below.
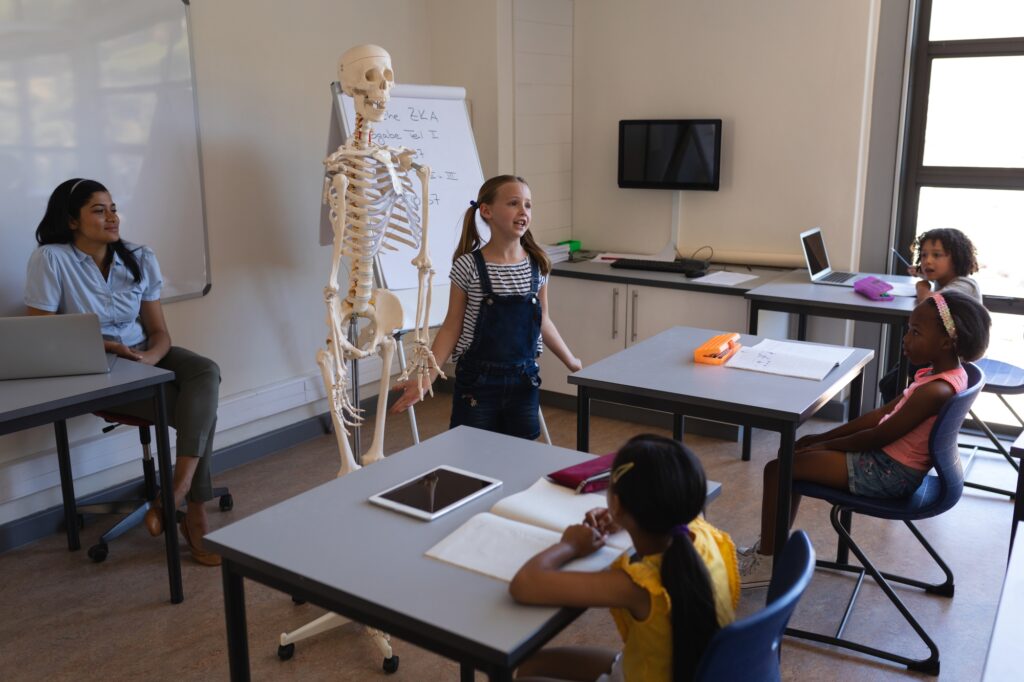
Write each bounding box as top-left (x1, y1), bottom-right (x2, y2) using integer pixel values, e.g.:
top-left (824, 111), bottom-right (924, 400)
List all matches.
top-left (318, 83), bottom-right (485, 296)
top-left (0, 0), bottom-right (209, 317)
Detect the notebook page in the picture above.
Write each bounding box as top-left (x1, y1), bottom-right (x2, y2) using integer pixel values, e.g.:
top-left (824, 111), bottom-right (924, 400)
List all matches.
top-left (750, 338), bottom-right (855, 366)
top-left (725, 345), bottom-right (837, 381)
top-left (490, 479), bottom-right (632, 550)
top-left (425, 512), bottom-right (626, 582)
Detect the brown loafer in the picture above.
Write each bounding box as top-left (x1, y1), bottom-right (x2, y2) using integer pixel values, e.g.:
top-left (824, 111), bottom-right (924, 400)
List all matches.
top-left (143, 505), bottom-right (163, 537)
top-left (179, 518), bottom-right (221, 567)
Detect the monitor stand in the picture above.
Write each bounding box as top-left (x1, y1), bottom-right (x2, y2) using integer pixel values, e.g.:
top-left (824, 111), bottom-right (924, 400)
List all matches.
top-left (651, 190), bottom-right (684, 260)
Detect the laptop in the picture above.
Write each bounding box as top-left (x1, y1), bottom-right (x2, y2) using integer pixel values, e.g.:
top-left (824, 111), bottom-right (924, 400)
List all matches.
top-left (0, 314), bottom-right (115, 380)
top-left (799, 227), bottom-right (867, 287)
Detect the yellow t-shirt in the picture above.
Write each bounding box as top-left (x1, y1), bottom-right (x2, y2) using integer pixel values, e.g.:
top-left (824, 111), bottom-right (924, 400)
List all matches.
top-left (609, 516), bottom-right (739, 681)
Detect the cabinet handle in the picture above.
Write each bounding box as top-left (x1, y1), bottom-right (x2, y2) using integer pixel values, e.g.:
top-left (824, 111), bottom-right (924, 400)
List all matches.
top-left (631, 290), bottom-right (638, 342)
top-left (612, 288), bottom-right (619, 339)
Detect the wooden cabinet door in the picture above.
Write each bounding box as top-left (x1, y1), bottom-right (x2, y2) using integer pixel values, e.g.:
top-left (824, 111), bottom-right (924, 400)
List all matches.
top-left (628, 284), bottom-right (750, 346)
top-left (538, 277), bottom-right (627, 395)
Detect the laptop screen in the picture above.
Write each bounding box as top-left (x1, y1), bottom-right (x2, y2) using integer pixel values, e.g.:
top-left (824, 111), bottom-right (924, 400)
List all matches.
top-left (801, 230), bottom-right (830, 276)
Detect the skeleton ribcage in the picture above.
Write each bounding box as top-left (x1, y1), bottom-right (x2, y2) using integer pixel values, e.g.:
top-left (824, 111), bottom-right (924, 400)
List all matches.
top-left (340, 154), bottom-right (421, 260)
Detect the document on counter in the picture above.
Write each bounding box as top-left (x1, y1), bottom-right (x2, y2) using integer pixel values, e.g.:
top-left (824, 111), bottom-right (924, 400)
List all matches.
top-left (697, 271), bottom-right (758, 286)
top-left (726, 339), bottom-right (855, 381)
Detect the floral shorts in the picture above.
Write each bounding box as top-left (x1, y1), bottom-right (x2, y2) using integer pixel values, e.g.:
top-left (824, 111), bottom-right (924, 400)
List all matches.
top-left (846, 449), bottom-right (927, 498)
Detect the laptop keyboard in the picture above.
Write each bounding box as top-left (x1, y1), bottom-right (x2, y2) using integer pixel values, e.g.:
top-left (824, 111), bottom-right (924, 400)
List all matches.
top-left (821, 271), bottom-right (857, 283)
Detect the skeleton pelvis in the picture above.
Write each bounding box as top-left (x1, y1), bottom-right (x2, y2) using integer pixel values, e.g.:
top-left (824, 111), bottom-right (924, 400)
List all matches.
top-left (355, 288), bottom-right (404, 351)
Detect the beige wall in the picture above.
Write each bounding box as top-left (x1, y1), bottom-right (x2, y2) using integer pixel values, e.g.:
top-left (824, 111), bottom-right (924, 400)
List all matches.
top-left (1, 0), bottom-right (894, 527)
top-left (572, 0), bottom-right (881, 268)
top-left (0, 0), bottom-right (499, 525)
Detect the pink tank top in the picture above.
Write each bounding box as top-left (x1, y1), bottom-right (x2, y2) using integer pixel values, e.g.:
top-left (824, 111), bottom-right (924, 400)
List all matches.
top-left (880, 366), bottom-right (968, 471)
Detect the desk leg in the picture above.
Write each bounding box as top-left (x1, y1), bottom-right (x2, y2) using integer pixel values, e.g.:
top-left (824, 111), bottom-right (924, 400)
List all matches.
top-left (154, 385), bottom-right (183, 604)
top-left (460, 663), bottom-right (475, 682)
top-left (54, 420), bottom-right (80, 551)
top-left (748, 302), bottom-right (759, 335)
top-left (1011, 464), bottom-right (1024, 558)
top-left (222, 561), bottom-right (251, 682)
top-left (797, 313), bottom-right (808, 341)
top-left (742, 426), bottom-right (752, 462)
top-left (773, 425), bottom-right (796, 569)
top-left (835, 373), bottom-right (864, 564)
top-left (576, 387), bottom-right (590, 453)
top-left (673, 414), bottom-right (685, 442)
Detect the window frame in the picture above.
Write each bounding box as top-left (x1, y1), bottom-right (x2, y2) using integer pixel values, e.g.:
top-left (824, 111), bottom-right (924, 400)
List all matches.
top-left (896, 0), bottom-right (1024, 316)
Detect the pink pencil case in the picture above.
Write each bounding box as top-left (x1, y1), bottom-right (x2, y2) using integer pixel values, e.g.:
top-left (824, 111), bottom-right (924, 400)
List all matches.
top-left (853, 275), bottom-right (894, 302)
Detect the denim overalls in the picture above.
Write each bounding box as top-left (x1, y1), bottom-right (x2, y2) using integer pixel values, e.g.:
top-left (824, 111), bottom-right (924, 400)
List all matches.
top-left (449, 250), bottom-right (543, 439)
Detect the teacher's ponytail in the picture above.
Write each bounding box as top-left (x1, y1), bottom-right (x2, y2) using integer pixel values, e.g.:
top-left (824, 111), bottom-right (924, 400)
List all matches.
top-left (35, 178), bottom-right (142, 283)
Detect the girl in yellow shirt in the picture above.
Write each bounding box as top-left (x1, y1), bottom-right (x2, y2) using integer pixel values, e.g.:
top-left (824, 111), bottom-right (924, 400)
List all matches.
top-left (510, 434), bottom-right (739, 681)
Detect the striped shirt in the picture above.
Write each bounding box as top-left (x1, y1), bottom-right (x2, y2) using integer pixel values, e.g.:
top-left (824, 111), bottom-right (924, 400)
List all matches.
top-left (449, 252), bottom-right (547, 362)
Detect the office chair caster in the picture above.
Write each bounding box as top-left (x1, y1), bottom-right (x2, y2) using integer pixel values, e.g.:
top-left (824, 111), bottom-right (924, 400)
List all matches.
top-left (219, 493), bottom-right (234, 512)
top-left (382, 655), bottom-right (399, 673)
top-left (87, 542), bottom-right (109, 563)
top-left (277, 643), bottom-right (295, 660)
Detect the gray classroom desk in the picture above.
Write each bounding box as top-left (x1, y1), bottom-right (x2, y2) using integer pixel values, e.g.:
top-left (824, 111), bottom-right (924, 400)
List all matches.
top-left (551, 258), bottom-right (784, 293)
top-left (983, 521), bottom-right (1024, 681)
top-left (205, 426), bottom-right (721, 682)
top-left (1011, 432), bottom-right (1024, 552)
top-left (744, 269), bottom-right (919, 456)
top-left (568, 325), bottom-right (873, 568)
top-left (0, 360), bottom-right (182, 603)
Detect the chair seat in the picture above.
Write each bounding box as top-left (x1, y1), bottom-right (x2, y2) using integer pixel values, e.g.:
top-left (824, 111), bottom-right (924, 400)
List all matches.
top-left (795, 475), bottom-right (951, 521)
top-left (93, 411), bottom-right (154, 428)
top-left (975, 358), bottom-right (1024, 395)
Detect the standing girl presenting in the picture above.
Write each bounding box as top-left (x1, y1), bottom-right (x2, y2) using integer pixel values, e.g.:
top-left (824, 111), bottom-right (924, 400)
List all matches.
top-left (392, 175), bottom-right (581, 440)
top-left (509, 435), bottom-right (739, 682)
top-left (741, 290), bottom-right (991, 588)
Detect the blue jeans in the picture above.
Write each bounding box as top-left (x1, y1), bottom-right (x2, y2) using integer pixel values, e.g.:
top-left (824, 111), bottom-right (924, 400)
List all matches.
top-left (449, 361), bottom-right (541, 440)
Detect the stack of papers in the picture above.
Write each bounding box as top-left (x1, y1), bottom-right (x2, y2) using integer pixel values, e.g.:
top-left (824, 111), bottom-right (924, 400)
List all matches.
top-left (542, 243), bottom-right (571, 264)
top-left (725, 339), bottom-right (855, 381)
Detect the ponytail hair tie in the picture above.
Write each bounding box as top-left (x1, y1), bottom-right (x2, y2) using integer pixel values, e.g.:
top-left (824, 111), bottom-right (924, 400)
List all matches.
top-left (469, 199), bottom-right (478, 209)
top-left (671, 524), bottom-right (690, 539)
top-left (931, 293), bottom-right (957, 340)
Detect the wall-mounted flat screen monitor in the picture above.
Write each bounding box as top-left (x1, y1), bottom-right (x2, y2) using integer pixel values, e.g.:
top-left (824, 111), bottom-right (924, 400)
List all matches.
top-left (618, 119), bottom-right (722, 191)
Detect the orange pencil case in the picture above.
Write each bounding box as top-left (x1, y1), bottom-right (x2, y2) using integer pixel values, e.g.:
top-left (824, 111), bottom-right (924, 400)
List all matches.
top-left (694, 333), bottom-right (741, 365)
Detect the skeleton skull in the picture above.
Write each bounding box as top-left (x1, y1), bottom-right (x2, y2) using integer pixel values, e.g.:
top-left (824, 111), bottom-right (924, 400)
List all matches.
top-left (338, 44), bottom-right (394, 123)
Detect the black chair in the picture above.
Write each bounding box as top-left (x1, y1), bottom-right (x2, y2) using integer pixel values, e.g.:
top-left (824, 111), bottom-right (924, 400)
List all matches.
top-left (787, 362), bottom-right (983, 676)
top-left (82, 412), bottom-right (232, 562)
top-left (961, 357), bottom-right (1024, 497)
top-left (695, 530), bottom-right (815, 682)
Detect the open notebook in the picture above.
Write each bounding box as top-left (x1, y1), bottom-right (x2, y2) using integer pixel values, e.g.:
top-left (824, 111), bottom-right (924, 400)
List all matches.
top-left (425, 478), bottom-right (633, 582)
top-left (725, 338), bottom-right (855, 381)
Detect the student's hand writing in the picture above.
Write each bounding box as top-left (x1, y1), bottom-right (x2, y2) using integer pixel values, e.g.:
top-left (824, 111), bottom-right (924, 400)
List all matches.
top-left (906, 265), bottom-right (922, 278)
top-left (104, 341), bottom-right (142, 362)
top-left (390, 375), bottom-right (431, 413)
top-left (560, 523), bottom-right (605, 558)
top-left (583, 507), bottom-right (620, 535)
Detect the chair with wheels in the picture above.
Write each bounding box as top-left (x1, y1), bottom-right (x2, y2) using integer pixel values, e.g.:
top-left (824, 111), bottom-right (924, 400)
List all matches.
top-left (81, 411), bottom-right (232, 563)
top-left (787, 362), bottom-right (984, 676)
top-left (961, 357), bottom-right (1024, 497)
top-left (695, 530), bottom-right (815, 682)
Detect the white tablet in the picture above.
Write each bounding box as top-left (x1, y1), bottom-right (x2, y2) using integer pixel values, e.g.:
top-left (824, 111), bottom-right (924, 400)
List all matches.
top-left (368, 465), bottom-right (502, 521)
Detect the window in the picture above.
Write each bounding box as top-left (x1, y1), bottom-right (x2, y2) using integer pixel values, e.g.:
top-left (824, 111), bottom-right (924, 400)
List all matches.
top-left (897, 0), bottom-right (1024, 429)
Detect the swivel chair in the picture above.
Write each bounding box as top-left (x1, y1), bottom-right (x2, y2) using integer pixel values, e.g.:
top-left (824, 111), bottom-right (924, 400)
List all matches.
top-left (82, 411), bottom-right (232, 562)
top-left (961, 357), bottom-right (1024, 497)
top-left (787, 362), bottom-right (983, 675)
top-left (695, 530), bottom-right (815, 682)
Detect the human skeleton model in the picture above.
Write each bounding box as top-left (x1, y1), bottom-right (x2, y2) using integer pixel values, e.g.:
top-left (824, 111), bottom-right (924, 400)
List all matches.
top-left (317, 44), bottom-right (442, 477)
top-left (286, 45), bottom-right (441, 669)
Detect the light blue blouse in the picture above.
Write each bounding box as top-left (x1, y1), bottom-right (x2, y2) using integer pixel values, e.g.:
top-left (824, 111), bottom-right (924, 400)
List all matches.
top-left (24, 242), bottom-right (163, 348)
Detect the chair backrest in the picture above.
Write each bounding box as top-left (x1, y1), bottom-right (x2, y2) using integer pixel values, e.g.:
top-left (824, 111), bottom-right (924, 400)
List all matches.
top-left (904, 361), bottom-right (984, 514)
top-left (694, 531), bottom-right (815, 682)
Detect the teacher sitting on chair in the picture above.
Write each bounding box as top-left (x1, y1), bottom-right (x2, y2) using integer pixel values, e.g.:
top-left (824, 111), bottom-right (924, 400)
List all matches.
top-left (24, 178), bottom-right (222, 567)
